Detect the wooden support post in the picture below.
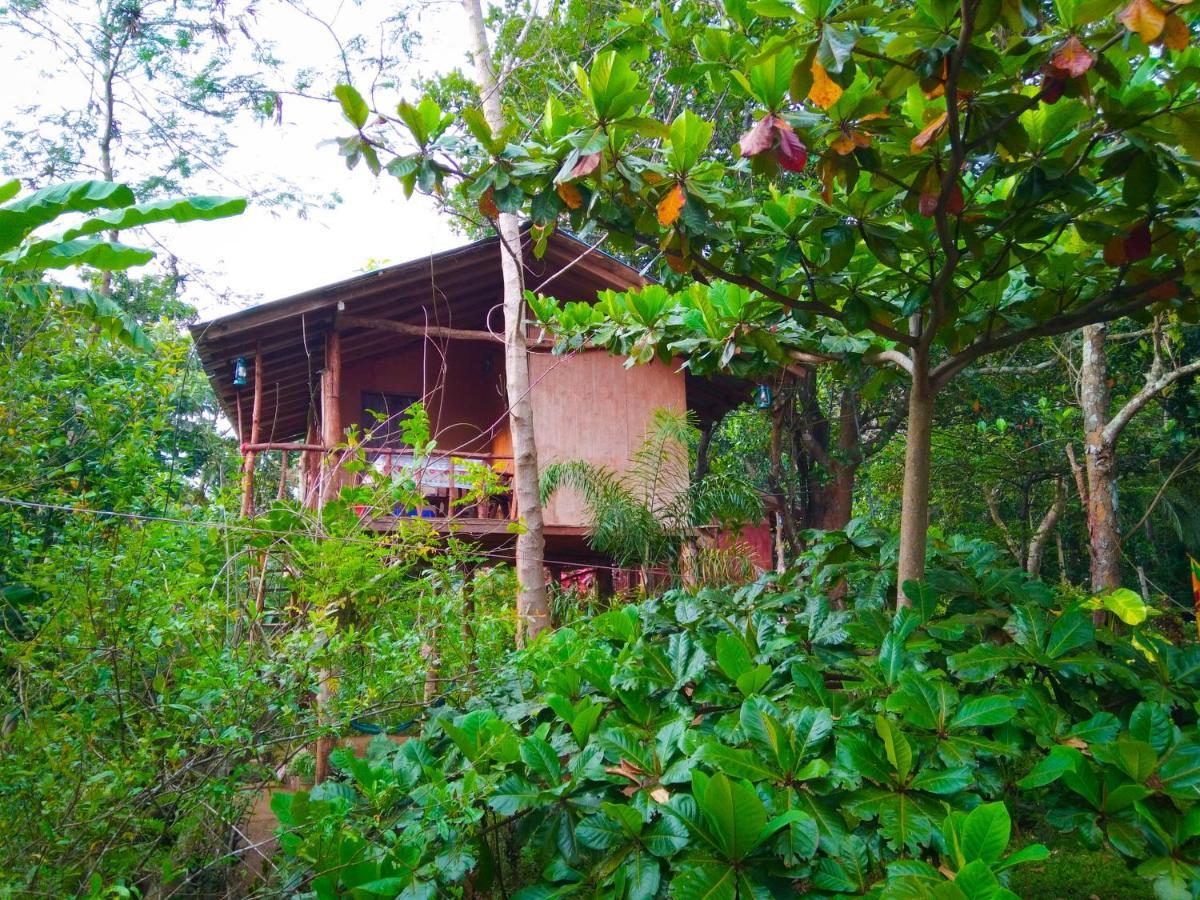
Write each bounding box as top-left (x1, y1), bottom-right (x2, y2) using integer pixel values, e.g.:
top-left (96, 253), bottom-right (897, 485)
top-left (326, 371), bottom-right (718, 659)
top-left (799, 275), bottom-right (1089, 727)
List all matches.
top-left (239, 344), bottom-right (264, 518)
top-left (314, 332), bottom-right (343, 786)
top-left (319, 332), bottom-right (344, 506)
top-left (302, 418), bottom-right (320, 509)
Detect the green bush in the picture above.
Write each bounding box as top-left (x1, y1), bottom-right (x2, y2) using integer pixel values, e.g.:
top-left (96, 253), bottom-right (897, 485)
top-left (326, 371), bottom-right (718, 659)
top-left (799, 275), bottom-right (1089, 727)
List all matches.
top-left (270, 531), bottom-right (1200, 898)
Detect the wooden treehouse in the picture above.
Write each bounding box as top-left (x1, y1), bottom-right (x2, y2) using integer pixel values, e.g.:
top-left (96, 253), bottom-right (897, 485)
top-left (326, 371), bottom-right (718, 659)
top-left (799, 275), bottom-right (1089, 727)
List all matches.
top-left (191, 231), bottom-right (754, 573)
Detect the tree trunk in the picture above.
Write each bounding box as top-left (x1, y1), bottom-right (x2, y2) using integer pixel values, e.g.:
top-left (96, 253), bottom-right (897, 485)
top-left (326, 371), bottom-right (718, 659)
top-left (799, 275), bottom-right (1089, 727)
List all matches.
top-left (896, 359), bottom-right (935, 607)
top-left (1025, 478), bottom-right (1065, 577)
top-left (1081, 324), bottom-right (1121, 593)
top-left (463, 0), bottom-right (550, 644)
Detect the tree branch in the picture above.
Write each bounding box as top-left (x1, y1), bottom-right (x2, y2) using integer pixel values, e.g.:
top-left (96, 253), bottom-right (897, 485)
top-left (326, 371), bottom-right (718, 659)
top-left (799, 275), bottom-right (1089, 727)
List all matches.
top-left (1102, 357), bottom-right (1200, 446)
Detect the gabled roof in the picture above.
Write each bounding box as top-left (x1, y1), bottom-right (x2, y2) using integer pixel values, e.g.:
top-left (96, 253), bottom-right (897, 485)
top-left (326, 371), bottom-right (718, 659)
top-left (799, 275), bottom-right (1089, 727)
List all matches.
top-left (191, 229), bottom-right (751, 442)
top-left (190, 230), bottom-right (648, 442)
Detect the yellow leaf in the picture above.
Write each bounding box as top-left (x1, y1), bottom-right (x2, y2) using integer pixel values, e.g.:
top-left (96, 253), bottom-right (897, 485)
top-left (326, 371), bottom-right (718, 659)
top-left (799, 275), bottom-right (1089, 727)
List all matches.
top-left (657, 183), bottom-right (686, 227)
top-left (910, 111), bottom-right (949, 154)
top-left (556, 181), bottom-right (583, 210)
top-left (831, 129), bottom-right (871, 155)
top-left (808, 62), bottom-right (843, 110)
top-left (1118, 0), bottom-right (1167, 43)
top-left (1162, 12), bottom-right (1190, 49)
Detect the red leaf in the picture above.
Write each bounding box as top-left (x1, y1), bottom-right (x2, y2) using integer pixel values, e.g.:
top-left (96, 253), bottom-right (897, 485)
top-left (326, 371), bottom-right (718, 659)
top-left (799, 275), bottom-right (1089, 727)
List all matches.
top-left (1124, 222), bottom-right (1152, 261)
top-left (1051, 36), bottom-right (1094, 77)
top-left (946, 181), bottom-right (964, 216)
top-left (740, 115), bottom-right (776, 157)
top-left (775, 122), bottom-right (808, 172)
top-left (478, 187), bottom-right (499, 218)
top-left (1103, 234), bottom-right (1128, 266)
top-left (571, 151), bottom-right (602, 179)
top-left (1040, 68), bottom-right (1067, 104)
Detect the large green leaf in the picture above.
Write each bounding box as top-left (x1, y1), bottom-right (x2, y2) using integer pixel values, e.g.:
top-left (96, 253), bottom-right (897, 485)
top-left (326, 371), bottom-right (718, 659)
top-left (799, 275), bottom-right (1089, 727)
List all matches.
top-left (59, 196), bottom-right (246, 240)
top-left (690, 770), bottom-right (768, 861)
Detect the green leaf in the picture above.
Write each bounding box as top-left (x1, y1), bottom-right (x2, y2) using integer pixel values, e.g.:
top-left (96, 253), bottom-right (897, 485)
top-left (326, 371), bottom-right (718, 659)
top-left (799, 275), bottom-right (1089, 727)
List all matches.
top-left (520, 735), bottom-right (562, 783)
top-left (334, 84), bottom-right (370, 129)
top-left (668, 110), bottom-right (714, 174)
top-left (1045, 607), bottom-right (1093, 659)
top-left (1097, 587), bottom-right (1154, 625)
top-left (875, 715), bottom-right (913, 783)
top-left (644, 814), bottom-right (689, 858)
top-left (670, 864), bottom-right (736, 900)
top-left (691, 770), bottom-right (767, 861)
top-left (489, 775), bottom-right (542, 815)
top-left (747, 46), bottom-right (794, 110)
top-left (949, 696), bottom-right (1015, 730)
top-left (696, 742), bottom-right (780, 782)
top-left (1017, 745), bottom-right (1083, 788)
top-left (960, 802), bottom-right (1011, 864)
top-left (60, 196), bottom-right (245, 241)
top-left (0, 180), bottom-right (134, 252)
top-left (910, 765), bottom-right (973, 794)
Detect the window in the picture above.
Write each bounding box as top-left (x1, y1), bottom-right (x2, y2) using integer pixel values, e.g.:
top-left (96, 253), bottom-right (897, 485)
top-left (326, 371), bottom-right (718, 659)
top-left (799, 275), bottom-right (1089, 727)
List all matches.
top-left (360, 391), bottom-right (419, 448)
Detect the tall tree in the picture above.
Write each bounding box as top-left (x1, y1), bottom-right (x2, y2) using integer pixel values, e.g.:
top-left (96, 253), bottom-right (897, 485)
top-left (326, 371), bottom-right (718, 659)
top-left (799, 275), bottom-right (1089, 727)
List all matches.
top-left (375, 0), bottom-right (1200, 607)
top-left (1076, 319), bottom-right (1200, 594)
top-left (461, 0), bottom-right (550, 643)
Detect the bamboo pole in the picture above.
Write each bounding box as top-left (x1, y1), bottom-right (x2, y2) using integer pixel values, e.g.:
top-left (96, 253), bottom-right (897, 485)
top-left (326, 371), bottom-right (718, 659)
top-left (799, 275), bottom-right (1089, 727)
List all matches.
top-left (337, 313), bottom-right (562, 348)
top-left (313, 331), bottom-right (343, 786)
top-left (239, 344), bottom-right (264, 518)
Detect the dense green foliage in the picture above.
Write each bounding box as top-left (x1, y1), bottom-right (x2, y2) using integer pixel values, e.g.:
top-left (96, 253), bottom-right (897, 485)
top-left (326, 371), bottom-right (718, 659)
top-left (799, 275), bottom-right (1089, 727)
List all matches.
top-left (269, 532), bottom-right (1200, 898)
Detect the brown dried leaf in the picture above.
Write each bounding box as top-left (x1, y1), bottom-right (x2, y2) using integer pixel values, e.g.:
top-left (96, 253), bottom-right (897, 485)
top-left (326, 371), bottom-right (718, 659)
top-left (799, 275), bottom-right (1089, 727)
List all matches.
top-left (649, 786), bottom-right (670, 803)
top-left (1162, 12), bottom-right (1190, 49)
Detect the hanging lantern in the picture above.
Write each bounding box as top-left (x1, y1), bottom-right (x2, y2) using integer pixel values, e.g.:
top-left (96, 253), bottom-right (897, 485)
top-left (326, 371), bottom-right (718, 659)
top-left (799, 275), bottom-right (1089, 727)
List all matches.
top-left (754, 384), bottom-right (773, 410)
top-left (232, 357), bottom-right (249, 387)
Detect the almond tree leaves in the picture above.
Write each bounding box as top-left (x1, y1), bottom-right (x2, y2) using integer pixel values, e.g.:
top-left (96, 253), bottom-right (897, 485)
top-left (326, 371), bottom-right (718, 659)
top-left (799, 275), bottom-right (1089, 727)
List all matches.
top-left (809, 62), bottom-right (845, 110)
top-left (657, 184), bottom-right (687, 226)
top-left (1051, 36), bottom-right (1095, 76)
top-left (739, 115), bottom-right (809, 171)
top-left (1118, 0), bottom-right (1168, 42)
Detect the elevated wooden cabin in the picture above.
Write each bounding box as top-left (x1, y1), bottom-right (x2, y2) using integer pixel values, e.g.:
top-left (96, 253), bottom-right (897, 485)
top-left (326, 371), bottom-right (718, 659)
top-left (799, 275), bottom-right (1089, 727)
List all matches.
top-left (190, 231), bottom-right (750, 567)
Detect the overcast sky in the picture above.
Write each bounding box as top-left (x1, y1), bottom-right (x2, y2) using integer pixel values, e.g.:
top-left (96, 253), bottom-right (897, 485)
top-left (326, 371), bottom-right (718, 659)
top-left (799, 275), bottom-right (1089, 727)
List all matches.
top-left (1, 0), bottom-right (470, 318)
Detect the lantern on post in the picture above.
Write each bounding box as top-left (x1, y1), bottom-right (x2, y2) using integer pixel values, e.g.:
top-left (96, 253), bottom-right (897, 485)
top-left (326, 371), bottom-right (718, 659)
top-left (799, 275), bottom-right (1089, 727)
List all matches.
top-left (232, 357), bottom-right (249, 387)
top-left (753, 384), bottom-right (774, 410)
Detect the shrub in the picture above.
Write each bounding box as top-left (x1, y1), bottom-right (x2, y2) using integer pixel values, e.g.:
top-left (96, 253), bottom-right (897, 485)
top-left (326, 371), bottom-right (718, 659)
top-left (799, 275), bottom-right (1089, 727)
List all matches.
top-left (272, 532), bottom-right (1200, 898)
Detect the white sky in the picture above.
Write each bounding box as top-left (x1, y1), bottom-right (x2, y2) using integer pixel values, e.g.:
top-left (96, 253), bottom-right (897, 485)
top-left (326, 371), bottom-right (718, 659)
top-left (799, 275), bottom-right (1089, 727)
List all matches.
top-left (1, 0), bottom-right (469, 318)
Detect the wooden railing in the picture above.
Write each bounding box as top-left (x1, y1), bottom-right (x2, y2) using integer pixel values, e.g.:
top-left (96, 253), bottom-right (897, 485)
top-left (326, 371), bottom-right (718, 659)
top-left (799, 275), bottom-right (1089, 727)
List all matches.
top-left (355, 447), bottom-right (515, 521)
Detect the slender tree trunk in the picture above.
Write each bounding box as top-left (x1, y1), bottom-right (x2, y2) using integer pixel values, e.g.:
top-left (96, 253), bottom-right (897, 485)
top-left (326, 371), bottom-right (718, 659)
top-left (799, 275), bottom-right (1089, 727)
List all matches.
top-left (463, 0), bottom-right (550, 644)
top-left (1081, 324), bottom-right (1122, 593)
top-left (819, 387), bottom-right (861, 531)
top-left (897, 358), bottom-right (935, 606)
top-left (1025, 478), bottom-right (1065, 578)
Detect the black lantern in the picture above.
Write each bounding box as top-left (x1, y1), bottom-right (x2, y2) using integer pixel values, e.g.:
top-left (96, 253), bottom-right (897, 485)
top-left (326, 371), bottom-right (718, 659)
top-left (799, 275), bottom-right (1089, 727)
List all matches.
top-left (753, 384), bottom-right (773, 409)
top-left (232, 357), bottom-right (249, 387)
